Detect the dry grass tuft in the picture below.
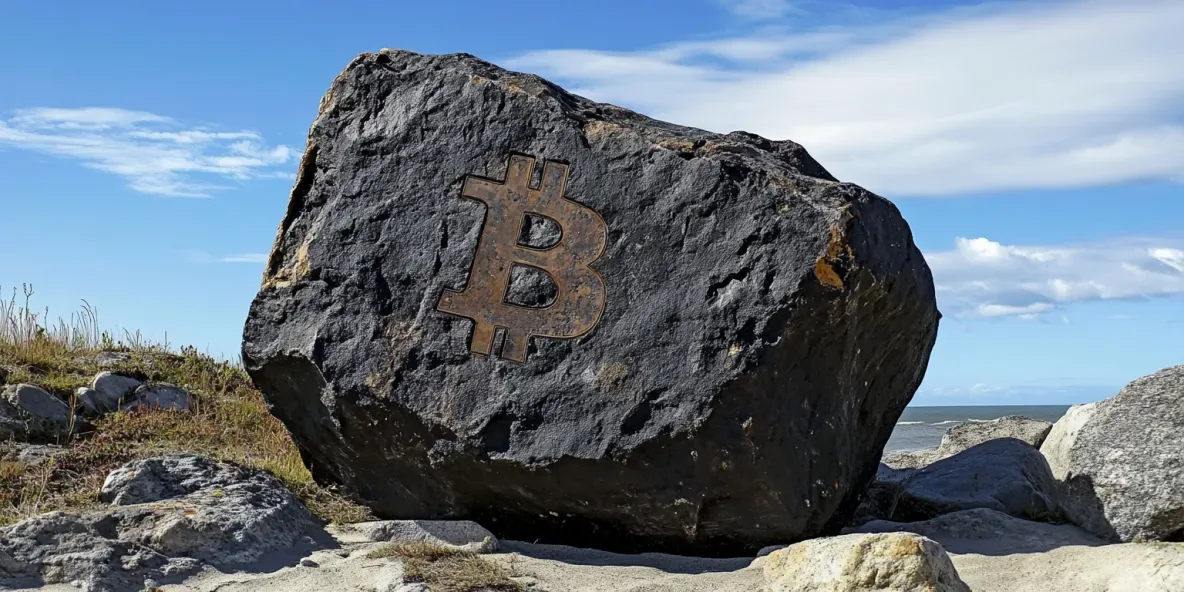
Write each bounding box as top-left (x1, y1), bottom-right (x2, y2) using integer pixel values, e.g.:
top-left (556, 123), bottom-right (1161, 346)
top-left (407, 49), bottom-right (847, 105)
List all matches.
top-left (368, 542), bottom-right (523, 592)
top-left (0, 284), bottom-right (372, 526)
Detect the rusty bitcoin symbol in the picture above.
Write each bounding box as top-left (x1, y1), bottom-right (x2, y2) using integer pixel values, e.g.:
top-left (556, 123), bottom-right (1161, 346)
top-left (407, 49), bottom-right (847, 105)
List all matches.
top-left (436, 154), bottom-right (608, 363)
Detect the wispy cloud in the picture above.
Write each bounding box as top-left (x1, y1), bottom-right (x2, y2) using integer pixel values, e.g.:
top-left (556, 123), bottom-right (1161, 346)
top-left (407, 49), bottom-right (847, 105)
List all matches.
top-left (913, 382), bottom-right (1116, 405)
top-left (715, 0), bottom-right (796, 20)
top-left (929, 236), bottom-right (1184, 318)
top-left (0, 107), bottom-right (296, 197)
top-left (185, 250), bottom-right (269, 264)
top-left (508, 0), bottom-right (1184, 196)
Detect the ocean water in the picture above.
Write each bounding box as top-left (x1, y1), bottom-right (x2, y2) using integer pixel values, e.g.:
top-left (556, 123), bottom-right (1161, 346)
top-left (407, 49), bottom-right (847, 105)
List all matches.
top-left (884, 405), bottom-right (1073, 452)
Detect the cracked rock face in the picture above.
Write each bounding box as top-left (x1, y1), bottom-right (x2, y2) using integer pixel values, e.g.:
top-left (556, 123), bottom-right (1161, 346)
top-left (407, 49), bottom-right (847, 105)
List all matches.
top-left (1, 454), bottom-right (323, 592)
top-left (242, 48), bottom-right (940, 555)
top-left (1040, 365), bottom-right (1184, 542)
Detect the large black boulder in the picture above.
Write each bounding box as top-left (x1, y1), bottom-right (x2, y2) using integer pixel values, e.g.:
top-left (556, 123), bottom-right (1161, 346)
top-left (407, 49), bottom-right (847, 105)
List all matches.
top-left (242, 49), bottom-right (940, 555)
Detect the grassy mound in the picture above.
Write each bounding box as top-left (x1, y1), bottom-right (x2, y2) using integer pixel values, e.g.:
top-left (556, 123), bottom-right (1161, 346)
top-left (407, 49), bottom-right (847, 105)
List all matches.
top-left (0, 284), bottom-right (371, 526)
top-left (368, 542), bottom-right (523, 592)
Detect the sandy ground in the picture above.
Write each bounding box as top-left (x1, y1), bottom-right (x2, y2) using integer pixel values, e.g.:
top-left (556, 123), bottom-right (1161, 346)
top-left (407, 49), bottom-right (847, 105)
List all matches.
top-left (12, 529), bottom-right (1184, 591)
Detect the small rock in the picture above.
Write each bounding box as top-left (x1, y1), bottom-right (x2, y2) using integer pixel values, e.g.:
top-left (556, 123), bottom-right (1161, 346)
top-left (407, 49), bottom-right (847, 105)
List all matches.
top-left (352, 519), bottom-right (498, 553)
top-left (942, 415), bottom-right (1053, 450)
top-left (373, 563), bottom-right (408, 592)
top-left (762, 532), bottom-right (969, 592)
top-left (299, 558), bottom-right (318, 568)
top-left (94, 351), bottom-right (133, 368)
top-left (892, 438), bottom-right (1060, 522)
top-left (394, 585), bottom-right (430, 592)
top-left (15, 443), bottom-right (66, 466)
top-left (88, 372), bottom-right (143, 414)
top-left (0, 384), bottom-right (75, 440)
top-left (1040, 365), bottom-right (1184, 542)
top-left (884, 415), bottom-right (1053, 471)
top-left (124, 384), bottom-right (192, 412)
top-left (75, 387), bottom-right (105, 416)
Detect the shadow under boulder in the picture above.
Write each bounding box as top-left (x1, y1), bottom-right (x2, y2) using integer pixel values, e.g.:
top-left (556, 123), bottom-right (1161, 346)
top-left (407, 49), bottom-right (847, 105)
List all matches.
top-left (846, 507), bottom-right (1105, 555)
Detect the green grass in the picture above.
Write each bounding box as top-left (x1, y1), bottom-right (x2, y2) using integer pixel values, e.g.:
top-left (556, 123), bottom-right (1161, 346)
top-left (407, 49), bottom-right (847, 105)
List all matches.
top-left (0, 284), bottom-right (372, 526)
top-left (368, 542), bottom-right (523, 592)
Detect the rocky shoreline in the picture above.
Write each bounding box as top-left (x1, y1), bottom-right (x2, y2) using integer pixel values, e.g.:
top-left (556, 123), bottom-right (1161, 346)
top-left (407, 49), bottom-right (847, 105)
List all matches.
top-left (1, 365), bottom-right (1181, 591)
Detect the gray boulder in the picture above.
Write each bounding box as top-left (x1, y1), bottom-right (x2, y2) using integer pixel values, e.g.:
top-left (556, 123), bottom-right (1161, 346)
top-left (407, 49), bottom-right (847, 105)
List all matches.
top-left (847, 508), bottom-right (1104, 555)
top-left (101, 454), bottom-right (321, 564)
top-left (241, 48), bottom-right (939, 555)
top-left (884, 415), bottom-right (1053, 471)
top-left (1039, 365), bottom-right (1184, 542)
top-left (1, 454), bottom-right (327, 591)
top-left (942, 415), bottom-right (1052, 450)
top-left (350, 519), bottom-right (498, 553)
top-left (124, 383), bottom-right (192, 412)
top-left (14, 443), bottom-right (66, 466)
top-left (82, 371), bottom-right (143, 415)
top-left (891, 438), bottom-right (1060, 522)
top-left (93, 350), bottom-right (132, 367)
top-left (0, 384), bottom-right (75, 440)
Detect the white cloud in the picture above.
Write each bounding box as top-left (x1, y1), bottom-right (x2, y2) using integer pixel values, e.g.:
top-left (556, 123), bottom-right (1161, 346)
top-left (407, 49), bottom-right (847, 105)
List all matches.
top-left (716, 0), bottom-right (795, 20)
top-left (185, 250), bottom-right (269, 264)
top-left (219, 253), bottom-right (269, 263)
top-left (0, 107), bottom-right (297, 197)
top-left (913, 382), bottom-right (1115, 404)
top-left (929, 236), bottom-right (1184, 318)
top-left (508, 0), bottom-right (1184, 196)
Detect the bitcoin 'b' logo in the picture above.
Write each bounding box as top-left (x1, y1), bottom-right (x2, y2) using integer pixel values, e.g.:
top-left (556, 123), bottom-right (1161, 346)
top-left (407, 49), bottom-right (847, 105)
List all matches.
top-left (436, 154), bottom-right (608, 363)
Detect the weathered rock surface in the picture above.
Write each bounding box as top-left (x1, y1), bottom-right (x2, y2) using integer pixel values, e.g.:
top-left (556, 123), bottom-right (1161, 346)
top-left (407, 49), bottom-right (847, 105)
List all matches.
top-left (889, 439), bottom-right (1060, 522)
top-left (351, 519), bottom-right (498, 553)
top-left (763, 532), bottom-right (969, 592)
top-left (1039, 365), bottom-right (1184, 542)
top-left (0, 383), bottom-right (74, 440)
top-left (10, 443), bottom-right (66, 466)
top-left (943, 415), bottom-right (1052, 451)
top-left (0, 454), bottom-right (327, 591)
top-left (126, 383), bottom-right (193, 411)
top-left (1039, 403), bottom-right (1096, 481)
top-left (102, 454), bottom-right (322, 564)
top-left (847, 508), bottom-right (1104, 555)
top-left (884, 415), bottom-right (1052, 471)
top-left (0, 511), bottom-right (203, 592)
top-left (242, 48), bottom-right (939, 555)
top-left (102, 454), bottom-right (254, 505)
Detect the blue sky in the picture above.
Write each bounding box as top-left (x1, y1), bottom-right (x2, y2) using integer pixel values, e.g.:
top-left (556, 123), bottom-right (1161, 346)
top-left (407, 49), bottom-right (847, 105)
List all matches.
top-left (1, 0), bottom-right (1181, 406)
